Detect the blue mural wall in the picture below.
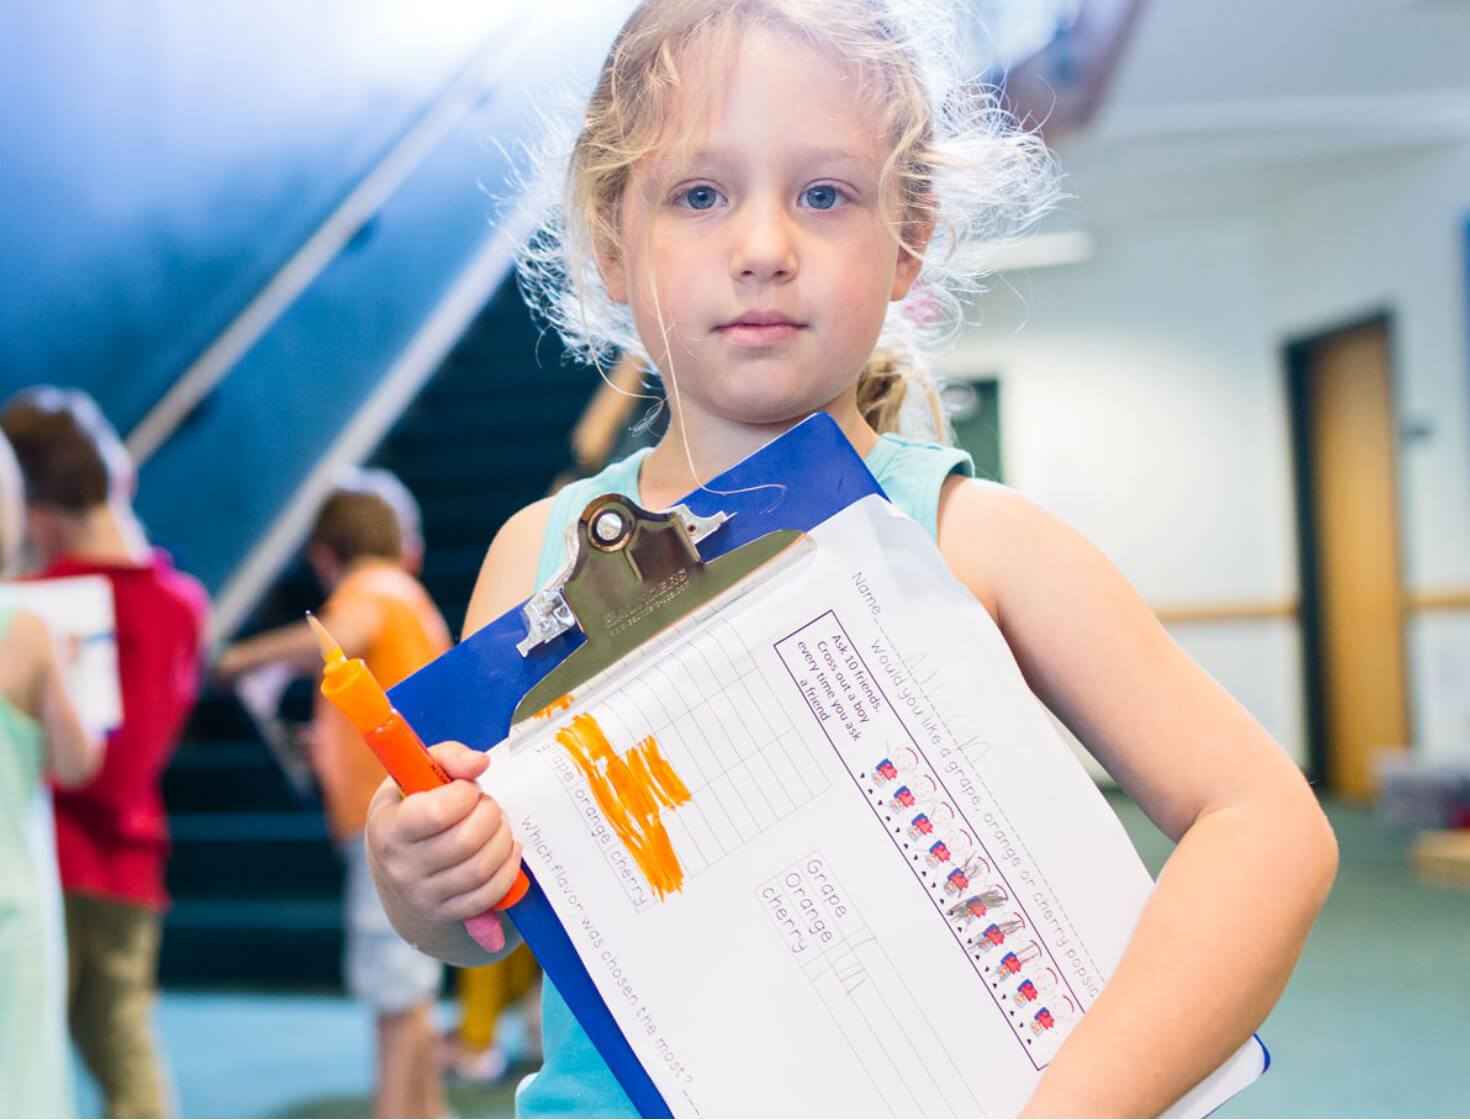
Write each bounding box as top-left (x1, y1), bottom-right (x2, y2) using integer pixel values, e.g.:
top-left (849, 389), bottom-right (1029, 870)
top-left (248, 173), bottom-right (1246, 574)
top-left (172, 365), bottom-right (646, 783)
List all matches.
top-left (0, 1), bottom-right (629, 592)
top-left (0, 1), bottom-right (509, 432)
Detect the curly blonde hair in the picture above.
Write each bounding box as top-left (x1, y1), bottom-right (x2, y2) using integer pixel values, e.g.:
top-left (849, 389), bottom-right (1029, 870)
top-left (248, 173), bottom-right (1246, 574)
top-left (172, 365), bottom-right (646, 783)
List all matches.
top-left (516, 0), bottom-right (1059, 439)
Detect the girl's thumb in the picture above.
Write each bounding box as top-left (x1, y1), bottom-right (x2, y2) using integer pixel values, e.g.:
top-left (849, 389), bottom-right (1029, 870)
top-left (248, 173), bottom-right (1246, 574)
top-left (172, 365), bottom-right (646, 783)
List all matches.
top-left (428, 740), bottom-right (490, 781)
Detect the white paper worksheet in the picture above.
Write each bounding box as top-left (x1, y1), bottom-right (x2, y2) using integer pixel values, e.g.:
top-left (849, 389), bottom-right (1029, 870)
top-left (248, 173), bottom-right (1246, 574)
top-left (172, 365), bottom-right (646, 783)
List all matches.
top-left (0, 575), bottom-right (121, 736)
top-left (481, 495), bottom-right (1264, 1118)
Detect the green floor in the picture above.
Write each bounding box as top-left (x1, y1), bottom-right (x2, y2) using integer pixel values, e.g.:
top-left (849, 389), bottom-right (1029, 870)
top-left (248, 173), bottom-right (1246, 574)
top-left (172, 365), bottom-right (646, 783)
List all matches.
top-left (1112, 794), bottom-right (1470, 1119)
top-left (81, 797), bottom-right (1468, 1118)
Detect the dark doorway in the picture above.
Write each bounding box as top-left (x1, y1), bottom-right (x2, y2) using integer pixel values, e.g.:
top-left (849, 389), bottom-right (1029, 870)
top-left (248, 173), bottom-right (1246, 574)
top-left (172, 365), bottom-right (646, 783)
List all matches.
top-left (1285, 314), bottom-right (1410, 797)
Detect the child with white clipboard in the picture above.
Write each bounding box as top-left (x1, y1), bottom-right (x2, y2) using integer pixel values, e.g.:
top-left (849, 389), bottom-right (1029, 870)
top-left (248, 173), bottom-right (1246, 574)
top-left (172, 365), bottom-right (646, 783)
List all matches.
top-left (365, 2), bottom-right (1339, 1115)
top-left (0, 429), bottom-right (102, 1117)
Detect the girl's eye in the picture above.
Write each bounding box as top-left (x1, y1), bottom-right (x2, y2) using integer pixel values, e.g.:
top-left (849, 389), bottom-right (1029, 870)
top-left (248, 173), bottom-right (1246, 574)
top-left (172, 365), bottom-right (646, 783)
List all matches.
top-left (800, 184), bottom-right (846, 211)
top-left (676, 185), bottom-right (724, 211)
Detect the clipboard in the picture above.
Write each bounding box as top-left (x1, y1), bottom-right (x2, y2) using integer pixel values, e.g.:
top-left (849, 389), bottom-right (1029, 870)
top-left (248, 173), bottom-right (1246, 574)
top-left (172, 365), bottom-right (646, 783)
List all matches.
top-left (0, 575), bottom-right (123, 737)
top-left (390, 413), bottom-right (1268, 1117)
top-left (393, 413), bottom-right (879, 1117)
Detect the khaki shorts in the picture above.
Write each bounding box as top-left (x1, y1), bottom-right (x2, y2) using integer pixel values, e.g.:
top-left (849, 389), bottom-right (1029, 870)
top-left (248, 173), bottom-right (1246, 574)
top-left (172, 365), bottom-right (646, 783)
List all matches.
top-left (341, 833), bottom-right (443, 1014)
top-left (66, 893), bottom-right (172, 1118)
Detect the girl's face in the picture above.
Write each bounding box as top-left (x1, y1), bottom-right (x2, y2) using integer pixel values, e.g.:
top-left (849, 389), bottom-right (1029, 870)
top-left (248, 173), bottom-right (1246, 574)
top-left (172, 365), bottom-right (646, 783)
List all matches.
top-left (602, 24), bottom-right (925, 433)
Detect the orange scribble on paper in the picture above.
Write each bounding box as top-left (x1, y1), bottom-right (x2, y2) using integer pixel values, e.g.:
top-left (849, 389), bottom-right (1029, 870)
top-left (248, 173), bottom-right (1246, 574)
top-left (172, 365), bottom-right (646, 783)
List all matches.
top-left (554, 713), bottom-right (692, 899)
top-left (532, 694), bottom-right (574, 721)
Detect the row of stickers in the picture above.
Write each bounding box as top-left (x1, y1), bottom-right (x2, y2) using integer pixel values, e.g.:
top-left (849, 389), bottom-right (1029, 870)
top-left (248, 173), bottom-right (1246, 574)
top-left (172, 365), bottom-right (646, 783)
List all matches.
top-left (870, 749), bottom-right (1074, 1045)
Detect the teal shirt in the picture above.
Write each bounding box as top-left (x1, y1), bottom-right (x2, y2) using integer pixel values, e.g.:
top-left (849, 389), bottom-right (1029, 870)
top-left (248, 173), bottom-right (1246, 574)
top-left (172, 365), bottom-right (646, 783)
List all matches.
top-left (517, 433), bottom-right (973, 1118)
top-left (0, 605), bottom-right (74, 1118)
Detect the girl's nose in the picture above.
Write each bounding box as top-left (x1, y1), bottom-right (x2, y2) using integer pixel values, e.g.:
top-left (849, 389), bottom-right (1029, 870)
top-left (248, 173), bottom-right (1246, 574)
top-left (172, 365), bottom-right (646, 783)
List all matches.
top-left (730, 200), bottom-right (797, 283)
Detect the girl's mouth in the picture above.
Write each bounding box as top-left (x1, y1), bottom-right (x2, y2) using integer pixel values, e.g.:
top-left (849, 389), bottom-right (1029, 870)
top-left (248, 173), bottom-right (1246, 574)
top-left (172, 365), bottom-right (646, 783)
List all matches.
top-left (716, 313), bottom-right (806, 346)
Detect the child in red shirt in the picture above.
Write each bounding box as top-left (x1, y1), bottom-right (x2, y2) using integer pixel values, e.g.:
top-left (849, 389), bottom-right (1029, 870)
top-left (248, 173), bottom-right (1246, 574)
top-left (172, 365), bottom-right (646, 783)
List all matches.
top-left (1, 387), bottom-right (208, 1118)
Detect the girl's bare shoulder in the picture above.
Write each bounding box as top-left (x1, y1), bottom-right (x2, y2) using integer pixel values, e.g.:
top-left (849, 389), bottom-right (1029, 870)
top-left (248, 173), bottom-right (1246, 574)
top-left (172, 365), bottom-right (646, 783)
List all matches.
top-left (933, 475), bottom-right (1047, 618)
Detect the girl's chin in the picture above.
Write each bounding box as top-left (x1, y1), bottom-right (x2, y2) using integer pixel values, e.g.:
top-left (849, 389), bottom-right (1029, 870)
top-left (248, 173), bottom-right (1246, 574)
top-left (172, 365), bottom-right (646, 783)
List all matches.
top-left (713, 383), bottom-right (847, 421)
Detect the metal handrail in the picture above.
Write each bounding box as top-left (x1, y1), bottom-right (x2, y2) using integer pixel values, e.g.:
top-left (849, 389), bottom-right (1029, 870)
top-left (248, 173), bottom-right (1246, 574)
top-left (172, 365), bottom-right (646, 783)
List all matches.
top-left (123, 16), bottom-right (516, 464)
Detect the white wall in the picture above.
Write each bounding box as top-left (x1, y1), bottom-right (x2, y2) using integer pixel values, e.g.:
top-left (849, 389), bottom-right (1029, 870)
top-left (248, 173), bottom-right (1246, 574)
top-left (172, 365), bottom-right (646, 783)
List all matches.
top-left (938, 212), bottom-right (1307, 768)
top-left (939, 139), bottom-right (1470, 772)
top-left (1266, 142), bottom-right (1470, 762)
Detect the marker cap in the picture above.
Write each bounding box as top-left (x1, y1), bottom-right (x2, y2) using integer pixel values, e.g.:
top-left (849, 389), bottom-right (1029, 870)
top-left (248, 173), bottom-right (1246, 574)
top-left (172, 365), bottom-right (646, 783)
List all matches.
top-left (322, 662), bottom-right (393, 733)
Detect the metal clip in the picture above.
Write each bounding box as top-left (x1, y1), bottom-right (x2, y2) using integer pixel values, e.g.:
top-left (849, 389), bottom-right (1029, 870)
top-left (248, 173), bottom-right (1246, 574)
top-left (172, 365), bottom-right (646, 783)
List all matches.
top-left (517, 500), bottom-right (730, 656)
top-left (510, 494), bottom-right (802, 723)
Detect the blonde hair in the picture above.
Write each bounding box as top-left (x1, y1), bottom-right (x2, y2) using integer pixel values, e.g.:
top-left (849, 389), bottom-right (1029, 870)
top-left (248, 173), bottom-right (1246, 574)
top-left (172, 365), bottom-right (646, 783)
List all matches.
top-left (516, 0), bottom-right (1059, 440)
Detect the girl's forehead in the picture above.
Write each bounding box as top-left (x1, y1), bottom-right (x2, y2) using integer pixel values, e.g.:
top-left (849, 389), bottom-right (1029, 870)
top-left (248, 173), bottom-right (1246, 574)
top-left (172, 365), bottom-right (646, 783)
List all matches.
top-left (646, 24), bottom-right (885, 171)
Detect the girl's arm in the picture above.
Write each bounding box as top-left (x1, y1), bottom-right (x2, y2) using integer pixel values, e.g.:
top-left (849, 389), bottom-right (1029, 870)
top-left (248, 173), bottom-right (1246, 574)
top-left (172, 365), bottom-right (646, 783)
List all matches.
top-left (13, 609), bottom-right (103, 788)
top-left (365, 497), bottom-right (554, 966)
top-left (938, 478), bottom-right (1337, 1118)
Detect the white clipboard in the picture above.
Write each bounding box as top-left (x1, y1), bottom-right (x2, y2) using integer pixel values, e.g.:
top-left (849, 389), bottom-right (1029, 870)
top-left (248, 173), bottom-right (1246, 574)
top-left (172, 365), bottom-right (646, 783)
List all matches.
top-left (0, 575), bottom-right (122, 737)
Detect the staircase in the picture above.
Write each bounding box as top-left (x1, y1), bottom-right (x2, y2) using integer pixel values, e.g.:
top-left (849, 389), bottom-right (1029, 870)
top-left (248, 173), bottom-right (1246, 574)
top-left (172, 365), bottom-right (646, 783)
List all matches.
top-left (160, 277), bottom-right (600, 987)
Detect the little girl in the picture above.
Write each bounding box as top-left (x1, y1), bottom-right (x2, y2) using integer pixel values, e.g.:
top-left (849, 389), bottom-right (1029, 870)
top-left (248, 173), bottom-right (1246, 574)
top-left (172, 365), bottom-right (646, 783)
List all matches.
top-left (0, 429), bottom-right (101, 1116)
top-left (367, 1), bottom-right (1338, 1115)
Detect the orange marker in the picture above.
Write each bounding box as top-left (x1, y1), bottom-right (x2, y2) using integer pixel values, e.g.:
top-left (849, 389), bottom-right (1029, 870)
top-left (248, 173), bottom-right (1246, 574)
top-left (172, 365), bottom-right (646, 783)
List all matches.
top-left (309, 614), bottom-right (531, 933)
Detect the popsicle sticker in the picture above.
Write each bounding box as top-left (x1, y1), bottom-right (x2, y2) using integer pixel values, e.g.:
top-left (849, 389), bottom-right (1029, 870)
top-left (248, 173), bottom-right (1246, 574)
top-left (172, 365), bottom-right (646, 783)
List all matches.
top-left (555, 712), bottom-right (693, 899)
top-left (1014, 969), bottom-right (1059, 1006)
top-left (944, 852), bottom-right (991, 894)
top-left (1030, 997), bottom-right (1075, 1036)
top-left (888, 776), bottom-right (935, 812)
top-left (926, 828), bottom-right (973, 867)
top-left (993, 942), bottom-right (1042, 978)
top-left (948, 887), bottom-right (1008, 925)
top-left (870, 748), bottom-right (917, 786)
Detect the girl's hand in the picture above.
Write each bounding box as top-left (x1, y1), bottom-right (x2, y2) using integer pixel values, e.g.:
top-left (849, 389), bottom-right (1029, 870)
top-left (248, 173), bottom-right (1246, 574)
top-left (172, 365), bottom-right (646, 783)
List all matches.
top-left (365, 740), bottom-right (523, 925)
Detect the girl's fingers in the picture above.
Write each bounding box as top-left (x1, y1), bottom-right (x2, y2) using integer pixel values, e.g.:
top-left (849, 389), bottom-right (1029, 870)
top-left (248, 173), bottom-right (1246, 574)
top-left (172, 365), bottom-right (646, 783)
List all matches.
top-left (420, 811), bottom-right (515, 907)
top-left (409, 793), bottom-right (505, 869)
top-left (386, 779), bottom-right (487, 844)
top-left (438, 841), bottom-right (525, 922)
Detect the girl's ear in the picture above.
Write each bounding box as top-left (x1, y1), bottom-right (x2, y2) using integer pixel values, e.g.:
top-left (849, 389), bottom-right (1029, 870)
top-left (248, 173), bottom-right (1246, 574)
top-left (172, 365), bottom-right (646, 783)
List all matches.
top-left (592, 205), bottom-right (629, 305)
top-left (595, 242), bottom-right (629, 304)
top-left (891, 211), bottom-right (936, 301)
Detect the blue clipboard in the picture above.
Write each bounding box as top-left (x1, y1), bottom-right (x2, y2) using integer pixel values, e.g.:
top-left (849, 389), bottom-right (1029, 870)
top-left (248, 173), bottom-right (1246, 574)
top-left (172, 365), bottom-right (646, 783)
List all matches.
top-left (390, 411), bottom-right (1270, 1116)
top-left (391, 413), bottom-right (882, 1118)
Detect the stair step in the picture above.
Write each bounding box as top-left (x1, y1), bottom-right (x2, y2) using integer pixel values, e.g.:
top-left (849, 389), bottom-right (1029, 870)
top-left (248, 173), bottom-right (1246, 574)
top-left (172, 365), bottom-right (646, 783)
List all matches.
top-left (164, 741), bottom-right (309, 814)
top-left (420, 544), bottom-right (496, 586)
top-left (170, 812), bottom-right (332, 841)
top-left (391, 399), bottom-right (590, 448)
top-left (169, 897), bottom-right (341, 929)
top-left (162, 899), bottom-right (343, 988)
top-left (180, 691), bottom-right (262, 743)
top-left (388, 445), bottom-right (561, 483)
top-left (160, 271), bottom-right (609, 987)
top-left (416, 356), bottom-right (595, 394)
top-left (167, 812), bottom-right (340, 899)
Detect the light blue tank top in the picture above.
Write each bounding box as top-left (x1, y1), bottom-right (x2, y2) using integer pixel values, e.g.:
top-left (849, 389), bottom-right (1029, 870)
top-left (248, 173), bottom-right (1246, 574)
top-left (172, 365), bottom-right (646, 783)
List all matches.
top-left (0, 605), bottom-right (46, 910)
top-left (517, 432), bottom-right (973, 1118)
top-left (0, 604), bottom-right (74, 1118)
